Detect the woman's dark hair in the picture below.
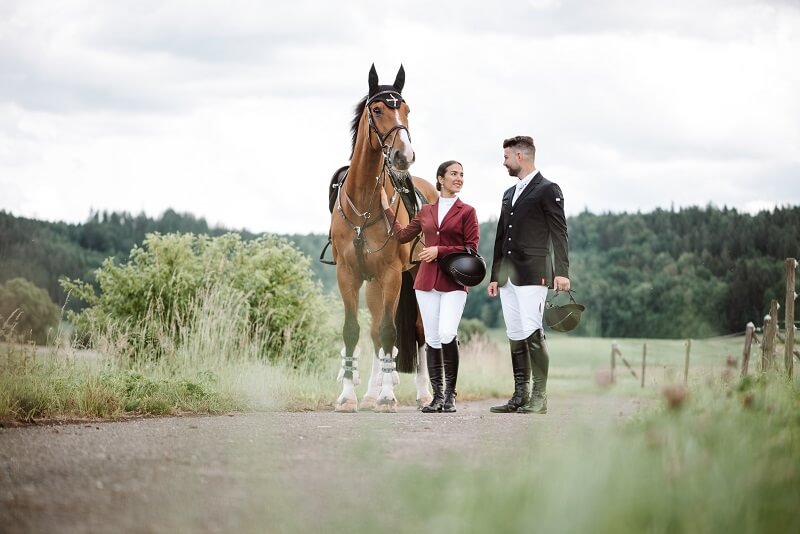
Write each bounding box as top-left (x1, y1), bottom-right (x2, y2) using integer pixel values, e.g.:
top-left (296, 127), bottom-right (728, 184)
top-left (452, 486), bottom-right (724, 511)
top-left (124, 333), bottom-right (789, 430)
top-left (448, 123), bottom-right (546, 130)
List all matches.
top-left (435, 160), bottom-right (462, 191)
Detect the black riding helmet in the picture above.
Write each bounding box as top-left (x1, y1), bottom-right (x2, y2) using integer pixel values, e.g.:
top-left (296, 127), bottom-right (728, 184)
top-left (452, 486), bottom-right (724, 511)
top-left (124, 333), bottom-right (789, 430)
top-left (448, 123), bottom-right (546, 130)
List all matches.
top-left (439, 248), bottom-right (486, 287)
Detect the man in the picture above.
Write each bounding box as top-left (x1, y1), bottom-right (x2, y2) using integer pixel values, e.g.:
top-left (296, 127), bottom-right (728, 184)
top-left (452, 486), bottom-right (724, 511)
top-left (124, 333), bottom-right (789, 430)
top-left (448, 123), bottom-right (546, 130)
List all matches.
top-left (488, 135), bottom-right (570, 414)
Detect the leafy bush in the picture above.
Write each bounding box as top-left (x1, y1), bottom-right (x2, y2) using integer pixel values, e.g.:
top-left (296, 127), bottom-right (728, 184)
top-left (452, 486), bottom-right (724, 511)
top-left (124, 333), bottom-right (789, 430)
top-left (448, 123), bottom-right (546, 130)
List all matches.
top-left (0, 277), bottom-right (60, 345)
top-left (458, 317), bottom-right (488, 341)
top-left (62, 232), bottom-right (335, 367)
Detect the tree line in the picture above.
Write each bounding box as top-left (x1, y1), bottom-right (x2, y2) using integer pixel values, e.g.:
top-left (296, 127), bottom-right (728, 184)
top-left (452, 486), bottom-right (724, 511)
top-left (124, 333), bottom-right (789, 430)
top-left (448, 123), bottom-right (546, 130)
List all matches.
top-left (2, 205), bottom-right (797, 338)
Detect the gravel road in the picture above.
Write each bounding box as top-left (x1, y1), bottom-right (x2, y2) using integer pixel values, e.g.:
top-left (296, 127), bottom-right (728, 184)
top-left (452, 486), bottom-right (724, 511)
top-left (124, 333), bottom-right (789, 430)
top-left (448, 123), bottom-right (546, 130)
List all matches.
top-left (0, 394), bottom-right (645, 533)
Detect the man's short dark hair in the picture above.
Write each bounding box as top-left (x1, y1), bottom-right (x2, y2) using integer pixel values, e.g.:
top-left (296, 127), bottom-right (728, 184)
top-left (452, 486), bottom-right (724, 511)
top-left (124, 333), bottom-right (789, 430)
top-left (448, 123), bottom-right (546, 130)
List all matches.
top-left (503, 135), bottom-right (535, 150)
top-left (503, 135), bottom-right (535, 159)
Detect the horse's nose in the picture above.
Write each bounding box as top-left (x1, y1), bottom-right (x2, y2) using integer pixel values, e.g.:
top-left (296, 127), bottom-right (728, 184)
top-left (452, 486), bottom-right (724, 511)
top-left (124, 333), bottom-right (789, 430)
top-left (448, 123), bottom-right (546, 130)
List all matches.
top-left (392, 150), bottom-right (410, 171)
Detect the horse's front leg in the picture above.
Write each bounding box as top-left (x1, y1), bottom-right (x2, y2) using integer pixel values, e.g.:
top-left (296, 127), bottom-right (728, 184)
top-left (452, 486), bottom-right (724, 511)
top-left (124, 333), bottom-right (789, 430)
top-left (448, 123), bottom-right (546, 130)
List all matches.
top-left (374, 274), bottom-right (403, 413)
top-left (335, 270), bottom-right (362, 413)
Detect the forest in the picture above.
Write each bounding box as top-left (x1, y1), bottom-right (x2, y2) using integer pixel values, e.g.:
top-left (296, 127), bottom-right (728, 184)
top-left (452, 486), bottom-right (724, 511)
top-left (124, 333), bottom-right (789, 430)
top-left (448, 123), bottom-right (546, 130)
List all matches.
top-left (2, 205), bottom-right (797, 339)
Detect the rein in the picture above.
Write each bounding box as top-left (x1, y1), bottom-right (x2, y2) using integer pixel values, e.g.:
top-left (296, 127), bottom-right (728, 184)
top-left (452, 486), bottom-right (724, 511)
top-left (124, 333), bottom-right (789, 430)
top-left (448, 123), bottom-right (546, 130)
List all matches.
top-left (325, 92), bottom-right (426, 280)
top-left (335, 157), bottom-right (404, 281)
top-left (334, 101), bottom-right (415, 280)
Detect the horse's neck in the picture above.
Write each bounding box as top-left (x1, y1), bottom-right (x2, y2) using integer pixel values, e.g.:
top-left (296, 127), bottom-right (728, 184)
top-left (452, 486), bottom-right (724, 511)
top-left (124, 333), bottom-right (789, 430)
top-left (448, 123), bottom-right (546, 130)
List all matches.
top-left (346, 142), bottom-right (385, 211)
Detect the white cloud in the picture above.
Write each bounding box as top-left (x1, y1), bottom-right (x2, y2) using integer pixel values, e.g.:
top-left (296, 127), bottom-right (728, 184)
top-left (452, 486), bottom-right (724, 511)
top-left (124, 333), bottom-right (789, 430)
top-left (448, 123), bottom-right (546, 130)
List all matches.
top-left (1, 0), bottom-right (798, 234)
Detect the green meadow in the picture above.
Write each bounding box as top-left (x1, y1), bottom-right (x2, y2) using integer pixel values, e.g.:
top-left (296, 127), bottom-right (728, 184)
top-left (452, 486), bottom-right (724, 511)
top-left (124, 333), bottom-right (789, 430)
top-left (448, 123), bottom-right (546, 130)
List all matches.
top-left (3, 300), bottom-right (798, 532)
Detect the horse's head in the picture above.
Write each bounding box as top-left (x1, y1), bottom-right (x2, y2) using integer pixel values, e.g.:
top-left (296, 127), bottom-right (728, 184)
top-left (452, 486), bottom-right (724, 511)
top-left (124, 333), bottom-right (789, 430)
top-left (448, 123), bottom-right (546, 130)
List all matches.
top-left (364, 64), bottom-right (415, 171)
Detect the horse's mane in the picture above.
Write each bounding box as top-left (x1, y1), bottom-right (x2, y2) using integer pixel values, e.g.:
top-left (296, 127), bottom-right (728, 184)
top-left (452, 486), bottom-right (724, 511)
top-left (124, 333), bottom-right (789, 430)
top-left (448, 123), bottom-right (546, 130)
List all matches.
top-left (350, 95), bottom-right (368, 160)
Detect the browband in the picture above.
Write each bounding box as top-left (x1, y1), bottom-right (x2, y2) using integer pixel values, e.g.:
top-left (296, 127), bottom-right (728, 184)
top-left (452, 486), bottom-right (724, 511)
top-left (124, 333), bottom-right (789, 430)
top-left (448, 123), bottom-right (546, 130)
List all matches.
top-left (367, 90), bottom-right (404, 109)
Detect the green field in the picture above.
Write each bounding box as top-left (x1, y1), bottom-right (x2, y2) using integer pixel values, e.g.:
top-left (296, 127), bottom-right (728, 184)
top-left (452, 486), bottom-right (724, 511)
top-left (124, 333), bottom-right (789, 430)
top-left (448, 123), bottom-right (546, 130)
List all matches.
top-left (1, 328), bottom-right (761, 421)
top-left (4, 323), bottom-right (798, 532)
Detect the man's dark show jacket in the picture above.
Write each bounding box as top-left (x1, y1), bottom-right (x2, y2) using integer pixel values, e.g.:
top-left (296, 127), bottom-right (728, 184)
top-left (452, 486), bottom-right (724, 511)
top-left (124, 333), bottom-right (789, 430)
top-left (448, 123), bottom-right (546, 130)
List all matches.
top-left (386, 198), bottom-right (480, 292)
top-left (490, 172), bottom-right (569, 287)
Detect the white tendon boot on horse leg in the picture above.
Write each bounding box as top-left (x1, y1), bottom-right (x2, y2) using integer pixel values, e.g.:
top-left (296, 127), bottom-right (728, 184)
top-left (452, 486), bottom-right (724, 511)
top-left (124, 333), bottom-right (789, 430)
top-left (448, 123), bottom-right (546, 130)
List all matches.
top-left (375, 347), bottom-right (399, 413)
top-left (415, 345), bottom-right (433, 409)
top-left (358, 351), bottom-right (383, 411)
top-left (335, 347), bottom-right (360, 412)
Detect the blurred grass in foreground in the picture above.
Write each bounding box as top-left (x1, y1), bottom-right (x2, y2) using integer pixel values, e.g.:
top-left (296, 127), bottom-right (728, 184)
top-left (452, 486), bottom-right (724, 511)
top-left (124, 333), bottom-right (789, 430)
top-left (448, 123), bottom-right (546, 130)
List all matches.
top-left (353, 375), bottom-right (800, 533)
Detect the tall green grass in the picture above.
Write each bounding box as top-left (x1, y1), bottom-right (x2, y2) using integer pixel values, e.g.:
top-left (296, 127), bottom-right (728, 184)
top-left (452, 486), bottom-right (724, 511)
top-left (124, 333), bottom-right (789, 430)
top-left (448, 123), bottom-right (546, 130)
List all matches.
top-left (0, 285), bottom-right (762, 422)
top-left (0, 284), bottom-right (339, 422)
top-left (355, 376), bottom-right (800, 533)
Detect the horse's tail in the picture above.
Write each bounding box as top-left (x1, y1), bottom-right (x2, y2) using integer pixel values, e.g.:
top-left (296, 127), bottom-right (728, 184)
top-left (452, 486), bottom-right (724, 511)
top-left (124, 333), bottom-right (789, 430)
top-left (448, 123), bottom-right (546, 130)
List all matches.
top-left (394, 271), bottom-right (420, 373)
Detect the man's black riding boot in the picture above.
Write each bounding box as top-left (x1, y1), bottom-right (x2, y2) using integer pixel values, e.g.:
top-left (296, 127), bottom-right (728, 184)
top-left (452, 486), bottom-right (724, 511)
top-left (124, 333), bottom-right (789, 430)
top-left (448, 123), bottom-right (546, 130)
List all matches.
top-left (421, 345), bottom-right (444, 413)
top-left (490, 339), bottom-right (531, 413)
top-left (441, 338), bottom-right (460, 413)
top-left (519, 329), bottom-right (549, 414)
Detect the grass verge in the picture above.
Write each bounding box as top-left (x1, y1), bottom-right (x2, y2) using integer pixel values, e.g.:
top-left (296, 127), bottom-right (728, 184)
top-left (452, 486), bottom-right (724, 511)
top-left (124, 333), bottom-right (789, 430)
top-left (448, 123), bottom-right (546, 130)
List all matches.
top-left (355, 375), bottom-right (800, 533)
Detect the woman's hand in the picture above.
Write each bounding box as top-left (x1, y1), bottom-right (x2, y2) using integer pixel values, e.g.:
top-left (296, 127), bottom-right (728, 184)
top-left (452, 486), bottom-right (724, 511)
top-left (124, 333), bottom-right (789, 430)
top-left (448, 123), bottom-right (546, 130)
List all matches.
top-left (380, 188), bottom-right (390, 210)
top-left (487, 281), bottom-right (498, 297)
top-left (419, 246), bottom-right (438, 263)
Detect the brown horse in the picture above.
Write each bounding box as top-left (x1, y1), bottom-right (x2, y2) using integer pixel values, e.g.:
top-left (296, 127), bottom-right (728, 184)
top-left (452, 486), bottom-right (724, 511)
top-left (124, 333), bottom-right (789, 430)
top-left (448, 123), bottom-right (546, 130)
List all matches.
top-left (330, 64), bottom-right (438, 412)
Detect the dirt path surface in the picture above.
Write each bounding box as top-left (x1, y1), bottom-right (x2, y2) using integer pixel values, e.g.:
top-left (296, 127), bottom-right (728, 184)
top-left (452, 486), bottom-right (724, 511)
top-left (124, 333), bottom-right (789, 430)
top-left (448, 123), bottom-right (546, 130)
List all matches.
top-left (1, 394), bottom-right (645, 533)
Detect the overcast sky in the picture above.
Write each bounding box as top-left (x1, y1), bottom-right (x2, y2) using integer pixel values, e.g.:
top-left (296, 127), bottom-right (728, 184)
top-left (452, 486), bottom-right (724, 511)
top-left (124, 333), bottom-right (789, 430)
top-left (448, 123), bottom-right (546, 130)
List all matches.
top-left (1, 0), bottom-right (798, 234)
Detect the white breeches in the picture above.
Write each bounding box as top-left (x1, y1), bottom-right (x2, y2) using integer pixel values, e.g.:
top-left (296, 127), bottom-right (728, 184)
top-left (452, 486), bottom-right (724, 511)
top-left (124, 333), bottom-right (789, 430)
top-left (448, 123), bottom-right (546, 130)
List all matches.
top-left (415, 289), bottom-right (468, 349)
top-left (499, 281), bottom-right (548, 341)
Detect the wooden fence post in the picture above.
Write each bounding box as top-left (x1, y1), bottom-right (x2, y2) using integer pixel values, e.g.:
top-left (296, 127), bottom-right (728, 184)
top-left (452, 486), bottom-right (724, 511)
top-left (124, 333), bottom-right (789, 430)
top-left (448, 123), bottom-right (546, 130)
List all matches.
top-left (767, 299), bottom-right (779, 369)
top-left (683, 339), bottom-right (691, 384)
top-left (741, 322), bottom-right (755, 377)
top-left (611, 343), bottom-right (617, 383)
top-left (785, 258), bottom-right (796, 378)
top-left (761, 300), bottom-right (779, 371)
top-left (641, 343), bottom-right (647, 388)
top-left (761, 313), bottom-right (772, 372)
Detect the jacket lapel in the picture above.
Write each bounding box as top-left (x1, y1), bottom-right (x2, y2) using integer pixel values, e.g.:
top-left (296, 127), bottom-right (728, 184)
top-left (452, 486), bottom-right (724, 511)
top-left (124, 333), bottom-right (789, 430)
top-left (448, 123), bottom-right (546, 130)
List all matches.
top-left (512, 171), bottom-right (544, 207)
top-left (439, 198), bottom-right (464, 230)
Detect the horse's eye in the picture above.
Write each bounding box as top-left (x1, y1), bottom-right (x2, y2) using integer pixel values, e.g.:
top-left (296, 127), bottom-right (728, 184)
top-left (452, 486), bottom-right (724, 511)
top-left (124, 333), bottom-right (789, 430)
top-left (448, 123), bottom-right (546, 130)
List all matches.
top-left (373, 107), bottom-right (382, 114)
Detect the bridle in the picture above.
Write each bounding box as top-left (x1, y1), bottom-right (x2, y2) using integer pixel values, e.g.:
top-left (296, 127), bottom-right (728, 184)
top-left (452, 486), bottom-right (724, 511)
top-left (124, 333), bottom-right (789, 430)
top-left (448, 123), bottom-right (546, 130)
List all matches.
top-left (335, 90), bottom-right (415, 279)
top-left (365, 90), bottom-right (411, 154)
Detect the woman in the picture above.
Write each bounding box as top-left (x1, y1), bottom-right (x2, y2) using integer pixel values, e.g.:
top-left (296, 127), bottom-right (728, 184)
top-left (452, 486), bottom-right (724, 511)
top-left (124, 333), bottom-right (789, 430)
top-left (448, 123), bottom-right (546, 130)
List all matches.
top-left (380, 160), bottom-right (480, 413)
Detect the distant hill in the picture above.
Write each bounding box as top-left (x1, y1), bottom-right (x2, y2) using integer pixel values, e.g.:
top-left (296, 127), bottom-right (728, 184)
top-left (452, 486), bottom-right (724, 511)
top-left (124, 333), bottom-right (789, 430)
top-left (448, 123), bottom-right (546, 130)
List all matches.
top-left (2, 205), bottom-right (797, 338)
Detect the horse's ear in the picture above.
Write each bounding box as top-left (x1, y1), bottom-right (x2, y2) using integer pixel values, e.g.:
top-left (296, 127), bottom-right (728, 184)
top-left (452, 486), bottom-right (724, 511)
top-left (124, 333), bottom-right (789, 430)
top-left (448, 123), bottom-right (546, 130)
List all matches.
top-left (368, 64), bottom-right (379, 95)
top-left (393, 64), bottom-right (405, 93)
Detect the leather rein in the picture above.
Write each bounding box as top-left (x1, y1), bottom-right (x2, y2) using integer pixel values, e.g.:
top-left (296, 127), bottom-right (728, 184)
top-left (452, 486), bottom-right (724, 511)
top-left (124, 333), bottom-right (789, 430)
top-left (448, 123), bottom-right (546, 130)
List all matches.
top-left (335, 97), bottom-right (414, 280)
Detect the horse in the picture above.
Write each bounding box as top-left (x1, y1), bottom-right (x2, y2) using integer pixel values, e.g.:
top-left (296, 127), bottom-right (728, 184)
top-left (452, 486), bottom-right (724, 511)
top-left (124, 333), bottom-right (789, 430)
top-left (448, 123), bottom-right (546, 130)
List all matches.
top-left (328, 64), bottom-right (438, 412)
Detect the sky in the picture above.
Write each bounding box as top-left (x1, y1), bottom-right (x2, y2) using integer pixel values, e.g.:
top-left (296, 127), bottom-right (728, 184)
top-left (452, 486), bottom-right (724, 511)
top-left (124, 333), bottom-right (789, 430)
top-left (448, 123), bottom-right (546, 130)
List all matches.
top-left (1, 0), bottom-right (798, 234)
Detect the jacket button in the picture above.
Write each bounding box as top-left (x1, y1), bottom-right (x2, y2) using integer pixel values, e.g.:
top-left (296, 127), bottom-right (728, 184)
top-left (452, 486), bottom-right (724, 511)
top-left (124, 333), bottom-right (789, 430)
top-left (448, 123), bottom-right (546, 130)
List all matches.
top-left (508, 224), bottom-right (512, 228)
top-left (510, 212), bottom-right (514, 216)
top-left (508, 237), bottom-right (511, 241)
top-left (507, 251), bottom-right (511, 254)
top-left (436, 231), bottom-right (439, 235)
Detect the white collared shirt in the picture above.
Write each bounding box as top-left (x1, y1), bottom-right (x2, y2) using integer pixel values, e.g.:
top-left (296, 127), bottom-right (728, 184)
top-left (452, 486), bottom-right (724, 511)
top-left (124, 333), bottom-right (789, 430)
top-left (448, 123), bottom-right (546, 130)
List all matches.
top-left (437, 195), bottom-right (457, 226)
top-left (512, 169), bottom-right (539, 204)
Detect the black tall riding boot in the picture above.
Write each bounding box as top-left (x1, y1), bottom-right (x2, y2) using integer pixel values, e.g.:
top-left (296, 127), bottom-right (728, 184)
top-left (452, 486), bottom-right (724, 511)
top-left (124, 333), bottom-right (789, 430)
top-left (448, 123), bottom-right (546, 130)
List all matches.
top-left (441, 338), bottom-right (460, 413)
top-left (490, 339), bottom-right (531, 413)
top-left (421, 344), bottom-right (444, 413)
top-left (519, 329), bottom-right (549, 414)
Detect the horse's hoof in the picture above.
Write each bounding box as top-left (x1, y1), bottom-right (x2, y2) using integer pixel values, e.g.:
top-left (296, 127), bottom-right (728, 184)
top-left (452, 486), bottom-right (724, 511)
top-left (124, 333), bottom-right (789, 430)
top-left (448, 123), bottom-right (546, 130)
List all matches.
top-left (359, 396), bottom-right (378, 411)
top-left (335, 399), bottom-right (358, 413)
top-left (416, 396), bottom-right (433, 410)
top-left (375, 397), bottom-right (398, 413)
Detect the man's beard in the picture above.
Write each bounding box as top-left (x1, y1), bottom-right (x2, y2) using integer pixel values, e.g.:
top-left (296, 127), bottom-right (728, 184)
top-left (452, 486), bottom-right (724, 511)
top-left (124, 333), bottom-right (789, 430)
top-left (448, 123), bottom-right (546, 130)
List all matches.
top-left (505, 165), bottom-right (520, 177)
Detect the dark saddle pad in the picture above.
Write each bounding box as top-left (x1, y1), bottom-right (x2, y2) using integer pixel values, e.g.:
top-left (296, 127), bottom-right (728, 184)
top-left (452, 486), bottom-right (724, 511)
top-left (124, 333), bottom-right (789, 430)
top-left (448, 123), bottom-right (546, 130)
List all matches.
top-left (327, 165), bottom-right (425, 219)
